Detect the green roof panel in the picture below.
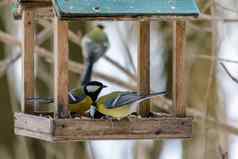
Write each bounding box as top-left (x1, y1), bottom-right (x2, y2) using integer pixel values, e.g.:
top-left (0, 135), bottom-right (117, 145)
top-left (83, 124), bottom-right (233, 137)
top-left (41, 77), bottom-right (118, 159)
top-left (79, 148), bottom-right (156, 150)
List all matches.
top-left (53, 0), bottom-right (200, 19)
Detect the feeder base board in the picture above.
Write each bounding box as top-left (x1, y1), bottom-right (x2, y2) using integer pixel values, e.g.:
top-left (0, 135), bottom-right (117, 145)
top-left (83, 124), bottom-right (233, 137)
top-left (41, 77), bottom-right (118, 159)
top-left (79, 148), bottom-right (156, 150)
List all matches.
top-left (15, 112), bottom-right (192, 142)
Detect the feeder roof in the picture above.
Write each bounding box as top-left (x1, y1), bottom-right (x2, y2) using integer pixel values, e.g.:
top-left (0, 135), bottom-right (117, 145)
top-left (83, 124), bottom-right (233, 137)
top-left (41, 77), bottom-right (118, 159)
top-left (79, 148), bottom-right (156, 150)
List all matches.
top-left (53, 0), bottom-right (200, 19)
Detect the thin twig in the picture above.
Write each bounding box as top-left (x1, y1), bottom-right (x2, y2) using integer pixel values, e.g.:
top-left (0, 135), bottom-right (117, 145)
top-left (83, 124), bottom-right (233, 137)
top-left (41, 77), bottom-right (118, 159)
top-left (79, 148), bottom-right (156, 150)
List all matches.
top-left (199, 13), bottom-right (238, 22)
top-left (87, 142), bottom-right (96, 159)
top-left (36, 26), bottom-right (52, 45)
top-left (201, 1), bottom-right (214, 13)
top-left (220, 62), bottom-right (238, 84)
top-left (38, 19), bottom-right (81, 46)
top-left (218, 146), bottom-right (228, 159)
top-left (116, 24), bottom-right (136, 73)
top-left (215, 1), bottom-right (238, 14)
top-left (187, 22), bottom-right (212, 33)
top-left (195, 54), bottom-right (238, 64)
top-left (0, 30), bottom-right (20, 46)
top-left (217, 58), bottom-right (238, 64)
top-left (104, 55), bottom-right (136, 81)
top-left (0, 53), bottom-right (21, 78)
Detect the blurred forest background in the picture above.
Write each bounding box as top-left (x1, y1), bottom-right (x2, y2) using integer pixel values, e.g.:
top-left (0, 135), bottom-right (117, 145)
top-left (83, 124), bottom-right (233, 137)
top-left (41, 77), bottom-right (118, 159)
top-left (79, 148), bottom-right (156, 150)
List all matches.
top-left (0, 0), bottom-right (238, 159)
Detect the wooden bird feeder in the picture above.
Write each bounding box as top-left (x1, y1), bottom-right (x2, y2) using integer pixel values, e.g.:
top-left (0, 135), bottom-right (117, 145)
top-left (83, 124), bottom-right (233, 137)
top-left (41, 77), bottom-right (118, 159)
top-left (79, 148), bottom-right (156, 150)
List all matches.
top-left (14, 0), bottom-right (200, 142)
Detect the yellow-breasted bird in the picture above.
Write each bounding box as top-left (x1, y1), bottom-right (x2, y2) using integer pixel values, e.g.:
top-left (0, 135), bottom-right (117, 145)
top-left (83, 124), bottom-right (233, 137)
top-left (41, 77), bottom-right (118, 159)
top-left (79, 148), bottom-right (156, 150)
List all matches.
top-left (91, 91), bottom-right (167, 119)
top-left (27, 81), bottom-right (107, 116)
top-left (81, 24), bottom-right (110, 85)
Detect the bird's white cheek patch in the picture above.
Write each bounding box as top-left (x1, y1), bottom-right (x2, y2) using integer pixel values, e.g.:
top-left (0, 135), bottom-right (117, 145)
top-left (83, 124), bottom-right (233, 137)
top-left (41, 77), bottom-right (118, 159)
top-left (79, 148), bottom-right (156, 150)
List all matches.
top-left (87, 85), bottom-right (99, 92)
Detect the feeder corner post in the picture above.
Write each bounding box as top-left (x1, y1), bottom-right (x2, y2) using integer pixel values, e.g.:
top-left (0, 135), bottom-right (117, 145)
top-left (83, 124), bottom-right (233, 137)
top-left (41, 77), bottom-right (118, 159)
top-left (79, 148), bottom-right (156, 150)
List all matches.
top-left (22, 8), bottom-right (35, 113)
top-left (53, 17), bottom-right (70, 118)
top-left (138, 20), bottom-right (151, 117)
top-left (173, 21), bottom-right (187, 117)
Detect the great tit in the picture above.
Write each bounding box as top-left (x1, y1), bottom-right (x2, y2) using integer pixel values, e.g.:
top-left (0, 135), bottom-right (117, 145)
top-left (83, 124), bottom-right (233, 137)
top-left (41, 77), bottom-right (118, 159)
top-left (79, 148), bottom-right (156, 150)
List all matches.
top-left (93, 91), bottom-right (167, 119)
top-left (81, 24), bottom-right (110, 85)
top-left (27, 81), bottom-right (107, 116)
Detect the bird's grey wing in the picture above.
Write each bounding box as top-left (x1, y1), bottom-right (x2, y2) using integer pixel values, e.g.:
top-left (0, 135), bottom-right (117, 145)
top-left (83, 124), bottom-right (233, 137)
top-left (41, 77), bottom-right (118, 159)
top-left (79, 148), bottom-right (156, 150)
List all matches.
top-left (105, 92), bottom-right (141, 109)
top-left (91, 43), bottom-right (108, 62)
top-left (83, 39), bottom-right (108, 62)
top-left (114, 93), bottom-right (141, 107)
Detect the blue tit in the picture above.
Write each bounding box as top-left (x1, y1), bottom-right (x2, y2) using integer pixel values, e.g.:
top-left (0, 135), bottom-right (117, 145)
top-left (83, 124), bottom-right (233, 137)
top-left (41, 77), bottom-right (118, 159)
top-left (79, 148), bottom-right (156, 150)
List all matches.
top-left (81, 24), bottom-right (110, 85)
top-left (27, 81), bottom-right (107, 116)
top-left (93, 91), bottom-right (167, 119)
top-left (11, 2), bottom-right (22, 20)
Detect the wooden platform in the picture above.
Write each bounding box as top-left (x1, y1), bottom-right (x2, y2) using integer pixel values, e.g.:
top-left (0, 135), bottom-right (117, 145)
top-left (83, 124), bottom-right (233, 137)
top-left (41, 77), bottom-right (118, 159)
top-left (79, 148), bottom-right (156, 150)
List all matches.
top-left (15, 113), bottom-right (192, 142)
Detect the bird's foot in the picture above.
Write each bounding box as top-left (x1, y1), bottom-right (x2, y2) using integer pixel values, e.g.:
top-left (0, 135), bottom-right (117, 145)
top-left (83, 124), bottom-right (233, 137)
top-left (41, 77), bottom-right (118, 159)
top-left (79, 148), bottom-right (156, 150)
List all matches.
top-left (100, 115), bottom-right (113, 120)
top-left (149, 112), bottom-right (155, 118)
top-left (90, 115), bottom-right (95, 120)
top-left (127, 113), bottom-right (138, 122)
top-left (128, 112), bottom-right (138, 118)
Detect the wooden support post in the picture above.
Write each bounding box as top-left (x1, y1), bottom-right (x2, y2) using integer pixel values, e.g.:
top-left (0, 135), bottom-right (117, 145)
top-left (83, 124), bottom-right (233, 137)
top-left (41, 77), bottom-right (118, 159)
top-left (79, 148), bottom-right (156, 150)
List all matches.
top-left (173, 21), bottom-right (186, 117)
top-left (22, 9), bottom-right (35, 113)
top-left (54, 18), bottom-right (69, 118)
top-left (138, 21), bottom-right (150, 117)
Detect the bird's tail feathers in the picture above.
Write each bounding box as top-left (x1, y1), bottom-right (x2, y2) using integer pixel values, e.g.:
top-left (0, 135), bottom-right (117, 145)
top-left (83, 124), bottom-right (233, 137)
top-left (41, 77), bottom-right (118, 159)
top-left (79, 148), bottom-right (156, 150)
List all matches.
top-left (138, 91), bottom-right (167, 103)
top-left (130, 91), bottom-right (167, 112)
top-left (81, 61), bottom-right (94, 85)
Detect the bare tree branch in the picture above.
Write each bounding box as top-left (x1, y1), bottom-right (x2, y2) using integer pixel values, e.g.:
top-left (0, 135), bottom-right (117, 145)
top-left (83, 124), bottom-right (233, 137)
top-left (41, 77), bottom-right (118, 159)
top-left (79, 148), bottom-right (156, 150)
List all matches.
top-left (104, 55), bottom-right (136, 81)
top-left (220, 62), bottom-right (238, 84)
top-left (218, 146), bottom-right (228, 159)
top-left (187, 22), bottom-right (212, 33)
top-left (215, 1), bottom-right (238, 14)
top-left (201, 0), bottom-right (214, 13)
top-left (36, 27), bottom-right (52, 45)
top-left (0, 53), bottom-right (21, 78)
top-left (195, 54), bottom-right (238, 64)
top-left (115, 24), bottom-right (136, 73)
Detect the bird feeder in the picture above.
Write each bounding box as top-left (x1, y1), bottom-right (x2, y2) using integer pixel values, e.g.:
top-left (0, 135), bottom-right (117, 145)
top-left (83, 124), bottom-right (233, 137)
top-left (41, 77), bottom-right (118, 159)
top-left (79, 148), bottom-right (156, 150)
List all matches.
top-left (14, 0), bottom-right (200, 142)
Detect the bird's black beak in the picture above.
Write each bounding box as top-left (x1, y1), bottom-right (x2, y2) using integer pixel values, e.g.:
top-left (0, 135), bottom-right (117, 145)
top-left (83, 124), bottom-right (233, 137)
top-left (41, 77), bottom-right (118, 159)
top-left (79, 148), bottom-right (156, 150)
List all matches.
top-left (102, 85), bottom-right (107, 88)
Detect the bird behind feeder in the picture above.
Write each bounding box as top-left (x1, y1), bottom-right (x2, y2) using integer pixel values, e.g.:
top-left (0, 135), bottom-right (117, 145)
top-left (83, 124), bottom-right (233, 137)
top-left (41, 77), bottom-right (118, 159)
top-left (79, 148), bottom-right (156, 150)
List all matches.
top-left (81, 24), bottom-right (110, 85)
